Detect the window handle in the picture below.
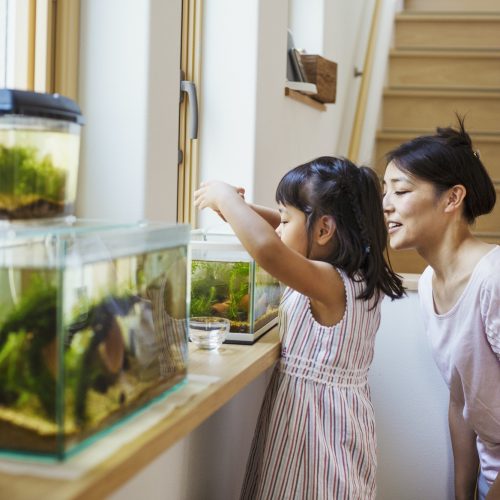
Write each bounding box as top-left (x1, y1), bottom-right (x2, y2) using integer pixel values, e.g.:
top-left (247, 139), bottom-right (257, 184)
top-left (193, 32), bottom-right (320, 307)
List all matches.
top-left (180, 70), bottom-right (199, 139)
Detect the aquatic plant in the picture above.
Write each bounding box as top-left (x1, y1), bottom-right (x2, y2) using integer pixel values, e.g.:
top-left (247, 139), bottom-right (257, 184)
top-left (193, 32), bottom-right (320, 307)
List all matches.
top-left (190, 260), bottom-right (250, 321)
top-left (0, 145), bottom-right (66, 201)
top-left (226, 262), bottom-right (250, 321)
top-left (0, 279), bottom-right (140, 424)
top-left (0, 278), bottom-right (58, 418)
top-left (68, 294), bottom-right (140, 424)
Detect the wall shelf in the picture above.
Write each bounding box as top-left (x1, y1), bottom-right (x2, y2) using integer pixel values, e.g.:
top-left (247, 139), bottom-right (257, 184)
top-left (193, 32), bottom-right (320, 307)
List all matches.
top-left (284, 88), bottom-right (326, 111)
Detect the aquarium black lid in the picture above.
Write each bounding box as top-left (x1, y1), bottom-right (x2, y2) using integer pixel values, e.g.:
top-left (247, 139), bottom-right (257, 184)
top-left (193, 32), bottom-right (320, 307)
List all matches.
top-left (0, 88), bottom-right (84, 124)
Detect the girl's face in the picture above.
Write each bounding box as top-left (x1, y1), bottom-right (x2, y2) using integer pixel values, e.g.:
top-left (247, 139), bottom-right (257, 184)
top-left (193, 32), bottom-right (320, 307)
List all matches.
top-left (383, 161), bottom-right (446, 251)
top-left (276, 204), bottom-right (308, 256)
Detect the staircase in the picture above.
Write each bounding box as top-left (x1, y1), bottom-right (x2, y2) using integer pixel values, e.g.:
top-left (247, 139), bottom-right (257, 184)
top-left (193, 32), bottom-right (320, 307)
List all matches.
top-left (373, 0), bottom-right (500, 273)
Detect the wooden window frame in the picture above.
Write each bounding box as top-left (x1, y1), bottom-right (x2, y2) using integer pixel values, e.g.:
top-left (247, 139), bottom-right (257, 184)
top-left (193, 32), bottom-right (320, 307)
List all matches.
top-left (3, 0), bottom-right (80, 99)
top-left (178, 0), bottom-right (202, 226)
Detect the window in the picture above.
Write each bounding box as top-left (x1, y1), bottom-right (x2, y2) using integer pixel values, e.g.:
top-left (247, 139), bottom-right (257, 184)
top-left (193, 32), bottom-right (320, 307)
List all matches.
top-left (1, 0), bottom-right (80, 99)
top-left (1, 0), bottom-right (199, 225)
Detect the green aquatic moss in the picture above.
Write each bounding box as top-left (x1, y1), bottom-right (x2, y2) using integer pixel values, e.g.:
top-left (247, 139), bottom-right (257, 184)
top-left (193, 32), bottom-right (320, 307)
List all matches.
top-left (0, 279), bottom-right (58, 418)
top-left (0, 279), bottom-right (140, 424)
top-left (0, 145), bottom-right (66, 202)
top-left (190, 260), bottom-right (250, 321)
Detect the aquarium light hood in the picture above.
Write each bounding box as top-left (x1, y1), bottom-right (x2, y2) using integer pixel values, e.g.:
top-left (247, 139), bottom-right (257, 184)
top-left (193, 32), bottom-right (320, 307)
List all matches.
top-left (0, 88), bottom-right (84, 125)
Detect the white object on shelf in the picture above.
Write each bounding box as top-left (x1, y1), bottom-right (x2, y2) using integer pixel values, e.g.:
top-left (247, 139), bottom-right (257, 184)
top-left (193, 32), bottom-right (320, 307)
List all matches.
top-left (285, 81), bottom-right (318, 95)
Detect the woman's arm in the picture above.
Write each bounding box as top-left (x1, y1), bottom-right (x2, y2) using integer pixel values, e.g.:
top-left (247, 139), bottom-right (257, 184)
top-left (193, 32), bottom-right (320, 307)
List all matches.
top-left (449, 397), bottom-right (479, 500)
top-left (486, 473), bottom-right (500, 499)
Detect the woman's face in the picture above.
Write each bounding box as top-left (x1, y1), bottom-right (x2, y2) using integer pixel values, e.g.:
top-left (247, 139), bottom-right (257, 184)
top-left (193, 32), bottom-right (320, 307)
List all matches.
top-left (383, 161), bottom-right (446, 251)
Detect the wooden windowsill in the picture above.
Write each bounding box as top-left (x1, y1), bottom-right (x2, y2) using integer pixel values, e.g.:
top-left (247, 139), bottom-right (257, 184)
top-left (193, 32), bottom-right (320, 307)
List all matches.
top-left (284, 88), bottom-right (326, 111)
top-left (0, 329), bottom-right (281, 500)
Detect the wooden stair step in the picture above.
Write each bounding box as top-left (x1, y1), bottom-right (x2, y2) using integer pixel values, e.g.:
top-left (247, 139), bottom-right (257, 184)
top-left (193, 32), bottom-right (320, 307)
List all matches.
top-left (386, 248), bottom-right (427, 275)
top-left (389, 50), bottom-right (500, 89)
top-left (474, 183), bottom-right (500, 233)
top-left (387, 233), bottom-right (500, 275)
top-left (382, 89), bottom-right (500, 133)
top-left (395, 14), bottom-right (500, 50)
top-left (374, 131), bottom-right (500, 179)
top-left (404, 0), bottom-right (500, 13)
top-left (475, 232), bottom-right (500, 243)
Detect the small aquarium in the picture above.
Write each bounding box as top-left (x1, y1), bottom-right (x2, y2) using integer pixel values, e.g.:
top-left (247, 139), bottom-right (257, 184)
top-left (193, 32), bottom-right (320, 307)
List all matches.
top-left (190, 232), bottom-right (281, 344)
top-left (0, 89), bottom-right (83, 220)
top-left (0, 219), bottom-right (190, 459)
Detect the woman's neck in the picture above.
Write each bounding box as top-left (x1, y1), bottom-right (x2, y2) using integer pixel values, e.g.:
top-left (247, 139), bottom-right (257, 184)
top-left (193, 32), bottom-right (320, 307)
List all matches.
top-left (418, 226), bottom-right (492, 284)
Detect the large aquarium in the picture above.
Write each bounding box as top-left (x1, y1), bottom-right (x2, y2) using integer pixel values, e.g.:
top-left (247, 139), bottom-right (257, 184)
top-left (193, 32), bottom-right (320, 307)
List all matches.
top-left (0, 89), bottom-right (83, 220)
top-left (0, 219), bottom-right (190, 459)
top-left (190, 232), bottom-right (281, 344)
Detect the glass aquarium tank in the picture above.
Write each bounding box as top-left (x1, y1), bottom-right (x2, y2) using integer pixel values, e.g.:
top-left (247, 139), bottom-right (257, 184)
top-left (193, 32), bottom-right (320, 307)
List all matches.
top-left (0, 89), bottom-right (83, 220)
top-left (190, 232), bottom-right (281, 344)
top-left (0, 219), bottom-right (190, 460)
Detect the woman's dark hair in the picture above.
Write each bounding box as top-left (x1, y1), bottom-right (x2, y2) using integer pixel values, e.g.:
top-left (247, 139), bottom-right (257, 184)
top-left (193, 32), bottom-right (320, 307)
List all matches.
top-left (276, 156), bottom-right (405, 301)
top-left (386, 115), bottom-right (496, 224)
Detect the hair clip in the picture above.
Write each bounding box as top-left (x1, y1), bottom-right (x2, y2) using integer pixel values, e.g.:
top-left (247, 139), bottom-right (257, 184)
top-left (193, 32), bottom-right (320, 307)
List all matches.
top-left (473, 149), bottom-right (481, 159)
top-left (364, 244), bottom-right (371, 255)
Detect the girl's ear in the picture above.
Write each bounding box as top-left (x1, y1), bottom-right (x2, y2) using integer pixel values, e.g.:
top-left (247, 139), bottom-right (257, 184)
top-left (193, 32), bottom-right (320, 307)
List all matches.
top-left (316, 215), bottom-right (336, 245)
top-left (443, 185), bottom-right (467, 214)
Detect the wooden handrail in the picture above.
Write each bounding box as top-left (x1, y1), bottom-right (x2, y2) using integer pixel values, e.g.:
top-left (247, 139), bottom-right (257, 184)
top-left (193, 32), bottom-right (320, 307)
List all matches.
top-left (348, 0), bottom-right (382, 163)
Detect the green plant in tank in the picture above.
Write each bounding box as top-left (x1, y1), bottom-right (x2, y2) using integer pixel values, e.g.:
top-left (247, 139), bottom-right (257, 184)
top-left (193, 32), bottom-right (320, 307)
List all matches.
top-left (0, 278), bottom-right (58, 418)
top-left (191, 261), bottom-right (224, 316)
top-left (67, 293), bottom-right (139, 425)
top-left (190, 260), bottom-right (250, 321)
top-left (190, 283), bottom-right (217, 317)
top-left (226, 261), bottom-right (250, 320)
top-left (0, 145), bottom-right (66, 201)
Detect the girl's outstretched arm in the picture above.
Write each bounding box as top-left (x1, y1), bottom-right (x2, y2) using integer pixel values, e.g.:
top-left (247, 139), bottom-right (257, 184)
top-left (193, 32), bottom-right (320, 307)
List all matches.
top-left (194, 181), bottom-right (345, 318)
top-left (246, 202), bottom-right (281, 229)
top-left (214, 186), bottom-right (281, 228)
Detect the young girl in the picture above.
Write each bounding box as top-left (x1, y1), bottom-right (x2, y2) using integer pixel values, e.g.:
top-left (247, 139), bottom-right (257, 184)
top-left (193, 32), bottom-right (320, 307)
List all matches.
top-left (382, 118), bottom-right (499, 500)
top-left (194, 156), bottom-right (405, 499)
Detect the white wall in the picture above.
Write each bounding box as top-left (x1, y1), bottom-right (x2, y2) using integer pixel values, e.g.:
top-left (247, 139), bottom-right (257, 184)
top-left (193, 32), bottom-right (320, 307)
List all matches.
top-left (77, 0), bottom-right (181, 222)
top-left (370, 292), bottom-right (453, 500)
top-left (199, 0), bottom-right (376, 220)
top-left (197, 0), bottom-right (259, 230)
top-left (253, 0), bottom-right (382, 208)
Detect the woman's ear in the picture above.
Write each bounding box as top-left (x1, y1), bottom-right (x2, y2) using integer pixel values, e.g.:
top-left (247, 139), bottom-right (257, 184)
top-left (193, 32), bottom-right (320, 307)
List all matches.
top-left (316, 215), bottom-right (336, 245)
top-left (444, 185), bottom-right (467, 214)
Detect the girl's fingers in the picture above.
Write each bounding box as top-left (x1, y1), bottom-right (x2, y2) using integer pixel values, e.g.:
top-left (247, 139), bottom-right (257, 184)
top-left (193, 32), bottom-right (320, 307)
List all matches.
top-left (193, 187), bottom-right (206, 206)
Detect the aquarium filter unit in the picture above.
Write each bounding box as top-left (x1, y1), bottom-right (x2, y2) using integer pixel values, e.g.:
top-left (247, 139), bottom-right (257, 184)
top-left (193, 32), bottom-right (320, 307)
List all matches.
top-left (0, 88), bottom-right (84, 221)
top-left (0, 219), bottom-right (190, 460)
top-left (190, 232), bottom-right (281, 344)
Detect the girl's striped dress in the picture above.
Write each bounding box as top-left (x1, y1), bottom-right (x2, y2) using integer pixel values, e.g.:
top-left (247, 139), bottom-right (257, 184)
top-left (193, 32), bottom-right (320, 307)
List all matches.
top-left (240, 271), bottom-right (381, 500)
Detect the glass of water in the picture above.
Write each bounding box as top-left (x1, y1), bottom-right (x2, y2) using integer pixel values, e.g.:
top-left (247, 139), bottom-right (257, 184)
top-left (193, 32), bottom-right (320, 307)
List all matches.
top-left (189, 317), bottom-right (231, 350)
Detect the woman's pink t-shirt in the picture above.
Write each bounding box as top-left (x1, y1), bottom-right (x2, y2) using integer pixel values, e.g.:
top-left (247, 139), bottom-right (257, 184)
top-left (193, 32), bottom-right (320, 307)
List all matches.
top-left (419, 246), bottom-right (500, 484)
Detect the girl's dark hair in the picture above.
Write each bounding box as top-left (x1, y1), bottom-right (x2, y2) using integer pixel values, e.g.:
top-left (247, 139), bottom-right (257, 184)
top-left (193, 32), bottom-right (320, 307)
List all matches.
top-left (276, 156), bottom-right (405, 301)
top-left (386, 115), bottom-right (496, 224)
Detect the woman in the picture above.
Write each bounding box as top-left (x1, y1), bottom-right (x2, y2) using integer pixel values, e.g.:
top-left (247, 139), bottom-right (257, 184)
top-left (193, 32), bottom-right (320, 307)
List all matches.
top-left (382, 117), bottom-right (500, 500)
